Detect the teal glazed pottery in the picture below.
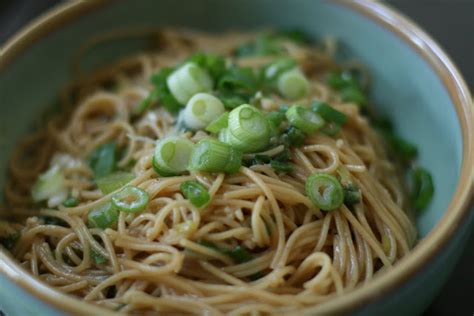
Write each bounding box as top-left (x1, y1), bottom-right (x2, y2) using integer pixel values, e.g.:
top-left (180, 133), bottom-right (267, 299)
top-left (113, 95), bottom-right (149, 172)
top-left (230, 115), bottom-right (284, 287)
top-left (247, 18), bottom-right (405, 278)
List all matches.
top-left (0, 1), bottom-right (472, 315)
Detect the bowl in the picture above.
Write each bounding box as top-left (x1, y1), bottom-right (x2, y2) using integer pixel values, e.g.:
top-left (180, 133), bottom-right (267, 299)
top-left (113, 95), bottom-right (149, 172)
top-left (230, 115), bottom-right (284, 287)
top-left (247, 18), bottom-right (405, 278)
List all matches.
top-left (0, 0), bottom-right (472, 315)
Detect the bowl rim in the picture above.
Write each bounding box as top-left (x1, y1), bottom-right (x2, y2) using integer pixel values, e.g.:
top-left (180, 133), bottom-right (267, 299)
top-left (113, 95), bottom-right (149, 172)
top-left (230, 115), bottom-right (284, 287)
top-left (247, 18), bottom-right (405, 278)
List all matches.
top-left (0, 0), bottom-right (472, 314)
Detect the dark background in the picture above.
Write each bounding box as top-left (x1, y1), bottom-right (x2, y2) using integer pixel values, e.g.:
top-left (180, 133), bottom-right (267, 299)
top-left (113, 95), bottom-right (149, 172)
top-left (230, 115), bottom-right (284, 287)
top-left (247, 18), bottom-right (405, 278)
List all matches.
top-left (0, 1), bottom-right (472, 315)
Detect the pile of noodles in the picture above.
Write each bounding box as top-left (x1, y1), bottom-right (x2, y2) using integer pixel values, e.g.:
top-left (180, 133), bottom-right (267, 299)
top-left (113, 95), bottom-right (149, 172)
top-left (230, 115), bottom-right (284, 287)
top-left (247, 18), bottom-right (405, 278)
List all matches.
top-left (1, 29), bottom-right (416, 315)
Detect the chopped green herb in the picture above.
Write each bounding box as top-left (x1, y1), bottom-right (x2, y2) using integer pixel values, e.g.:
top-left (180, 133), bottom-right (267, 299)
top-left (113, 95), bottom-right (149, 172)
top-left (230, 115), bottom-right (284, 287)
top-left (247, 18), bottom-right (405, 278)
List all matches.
top-left (249, 271), bottom-right (266, 281)
top-left (88, 142), bottom-right (117, 178)
top-left (343, 183), bottom-right (361, 207)
top-left (146, 66), bottom-right (181, 114)
top-left (276, 29), bottom-right (312, 44)
top-left (244, 148), bottom-right (292, 172)
top-left (326, 70), bottom-right (359, 90)
top-left (199, 241), bottom-right (254, 264)
top-left (234, 34), bottom-right (284, 57)
top-left (188, 53), bottom-right (226, 80)
top-left (266, 111), bottom-right (286, 130)
top-left (91, 249), bottom-right (107, 265)
top-left (386, 134), bottom-right (418, 162)
top-left (217, 92), bottom-right (250, 110)
top-left (281, 126), bottom-right (305, 147)
top-left (63, 197), bottom-right (79, 208)
top-left (371, 116), bottom-right (394, 133)
top-left (273, 147), bottom-right (291, 162)
top-left (198, 240), bottom-right (219, 250)
top-left (270, 160), bottom-right (294, 173)
top-left (218, 66), bottom-right (259, 96)
top-left (254, 155), bottom-right (272, 165)
top-left (340, 86), bottom-right (368, 107)
top-left (224, 246), bottom-right (253, 264)
top-left (410, 167), bottom-right (434, 211)
top-left (134, 89), bottom-right (159, 115)
top-left (40, 216), bottom-right (68, 227)
top-left (311, 101), bottom-right (348, 125)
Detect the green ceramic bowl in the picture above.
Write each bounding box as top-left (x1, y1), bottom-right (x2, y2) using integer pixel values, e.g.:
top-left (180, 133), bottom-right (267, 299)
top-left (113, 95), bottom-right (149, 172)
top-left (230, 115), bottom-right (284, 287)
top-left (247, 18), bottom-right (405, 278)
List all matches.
top-left (0, 1), bottom-right (472, 315)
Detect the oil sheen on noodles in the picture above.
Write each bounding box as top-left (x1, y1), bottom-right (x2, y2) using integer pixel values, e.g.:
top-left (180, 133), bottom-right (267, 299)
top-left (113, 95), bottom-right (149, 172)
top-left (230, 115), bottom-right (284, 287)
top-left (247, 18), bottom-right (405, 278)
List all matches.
top-left (2, 29), bottom-right (416, 315)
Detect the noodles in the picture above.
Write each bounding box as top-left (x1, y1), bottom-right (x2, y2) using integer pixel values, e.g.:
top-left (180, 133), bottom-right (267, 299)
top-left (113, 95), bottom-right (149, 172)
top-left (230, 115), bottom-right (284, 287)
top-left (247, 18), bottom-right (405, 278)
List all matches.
top-left (0, 29), bottom-right (417, 315)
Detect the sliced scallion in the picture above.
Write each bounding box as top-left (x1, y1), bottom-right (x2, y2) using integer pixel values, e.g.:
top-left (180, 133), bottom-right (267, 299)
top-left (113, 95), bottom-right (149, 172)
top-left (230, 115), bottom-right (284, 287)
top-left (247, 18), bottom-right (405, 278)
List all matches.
top-left (96, 171), bottom-right (135, 194)
top-left (111, 186), bottom-right (149, 213)
top-left (152, 137), bottom-right (194, 176)
top-left (88, 202), bottom-right (119, 229)
top-left (188, 138), bottom-right (242, 174)
top-left (31, 165), bottom-right (66, 203)
top-left (264, 58), bottom-right (297, 81)
top-left (205, 112), bottom-right (229, 134)
top-left (226, 104), bottom-right (271, 153)
top-left (277, 68), bottom-right (310, 100)
top-left (306, 173), bottom-right (344, 211)
top-left (286, 105), bottom-right (325, 134)
top-left (180, 180), bottom-right (210, 208)
top-left (167, 62), bottom-right (213, 104)
top-left (183, 93), bottom-right (225, 130)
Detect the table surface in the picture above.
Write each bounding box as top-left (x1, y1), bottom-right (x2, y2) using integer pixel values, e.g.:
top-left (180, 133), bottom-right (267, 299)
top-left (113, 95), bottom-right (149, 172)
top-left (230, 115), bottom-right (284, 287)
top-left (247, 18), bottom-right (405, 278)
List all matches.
top-left (0, 1), bottom-right (473, 315)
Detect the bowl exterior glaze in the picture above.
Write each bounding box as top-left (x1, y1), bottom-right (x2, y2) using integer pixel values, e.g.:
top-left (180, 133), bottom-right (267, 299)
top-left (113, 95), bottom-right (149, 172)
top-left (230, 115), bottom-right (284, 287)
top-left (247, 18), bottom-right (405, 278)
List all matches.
top-left (0, 1), bottom-right (472, 315)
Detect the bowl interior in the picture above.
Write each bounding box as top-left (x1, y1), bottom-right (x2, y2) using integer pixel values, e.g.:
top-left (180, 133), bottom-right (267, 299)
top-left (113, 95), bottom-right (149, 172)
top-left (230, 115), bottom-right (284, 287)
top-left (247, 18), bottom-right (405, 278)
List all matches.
top-left (0, 0), bottom-right (463, 237)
